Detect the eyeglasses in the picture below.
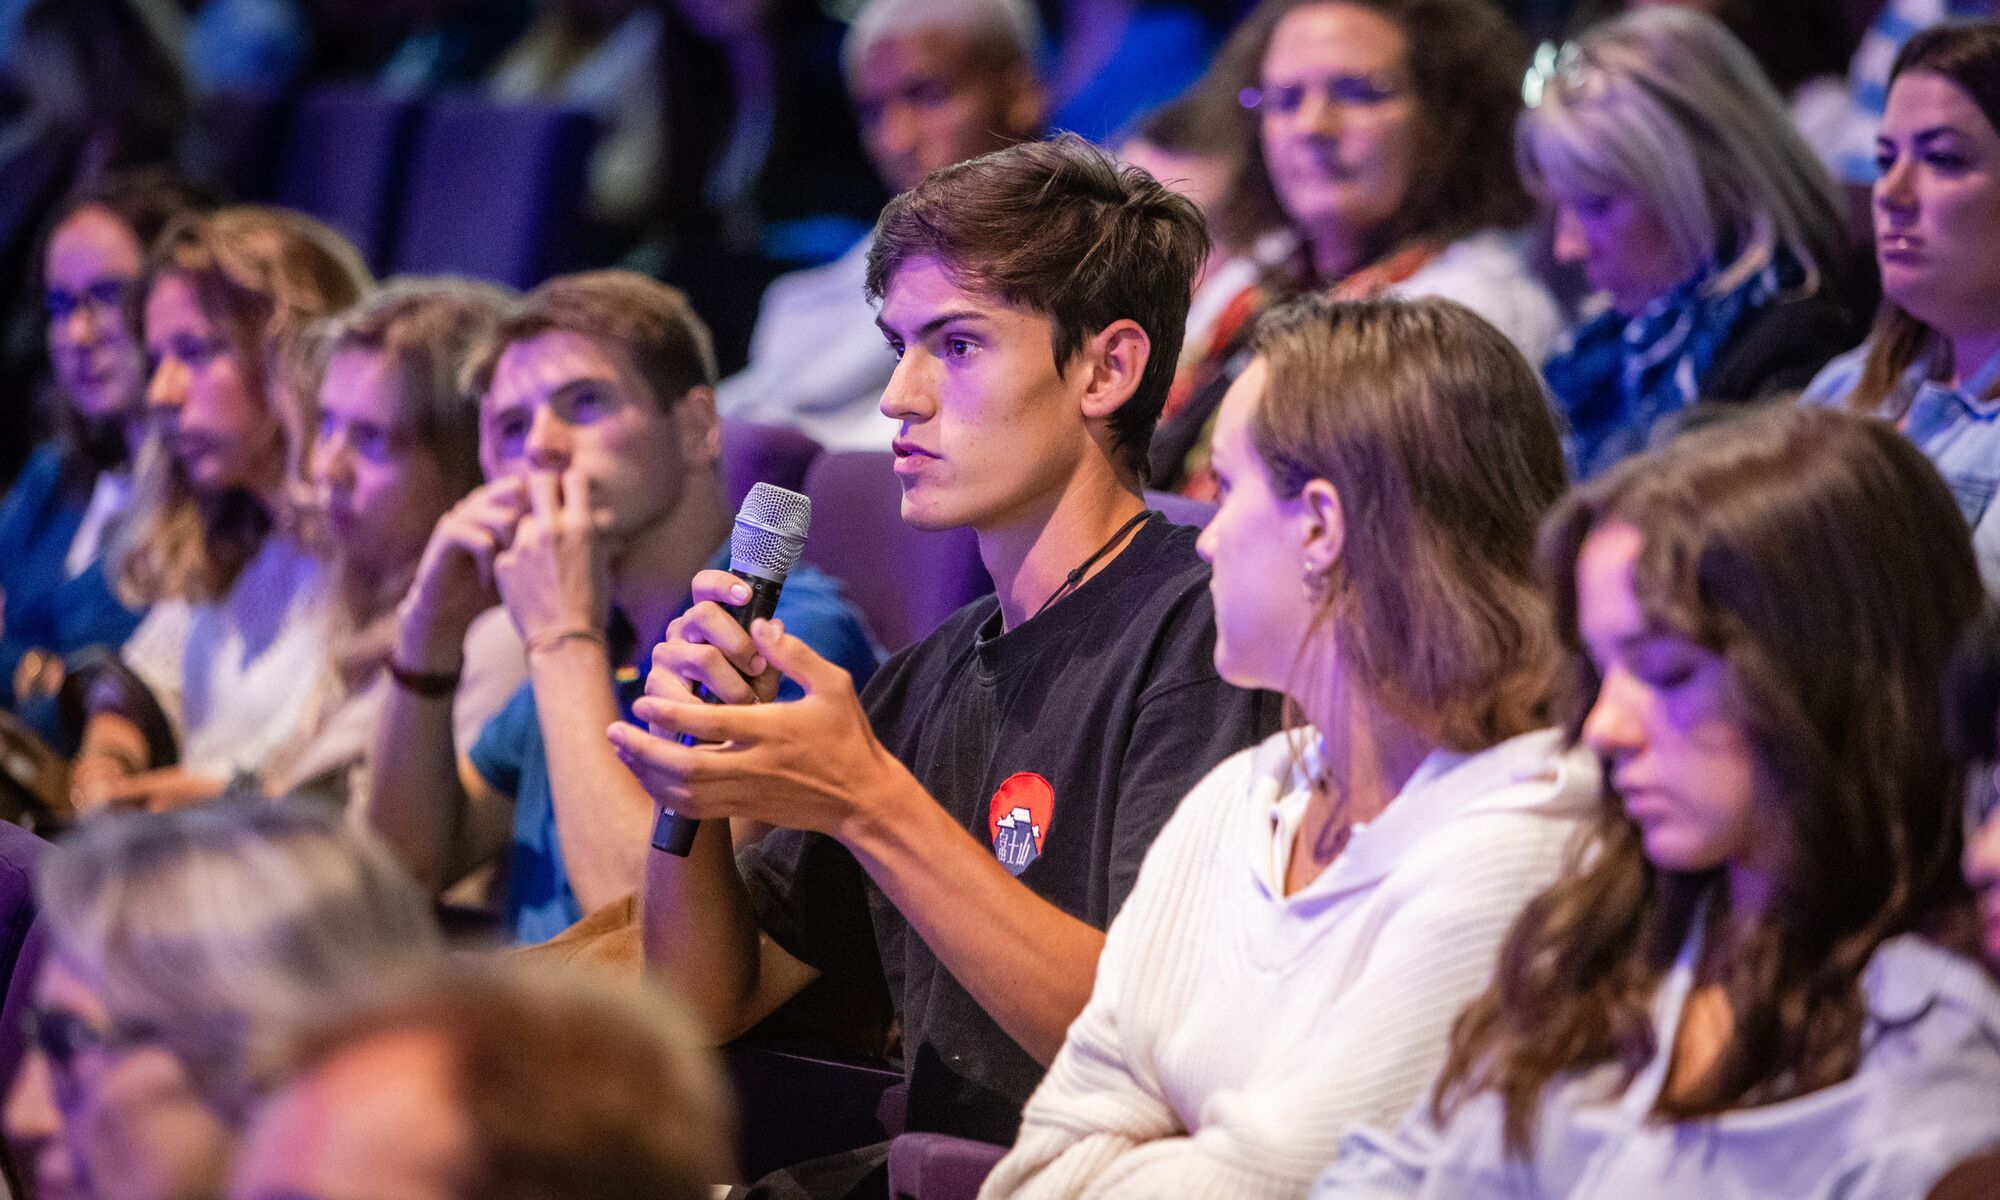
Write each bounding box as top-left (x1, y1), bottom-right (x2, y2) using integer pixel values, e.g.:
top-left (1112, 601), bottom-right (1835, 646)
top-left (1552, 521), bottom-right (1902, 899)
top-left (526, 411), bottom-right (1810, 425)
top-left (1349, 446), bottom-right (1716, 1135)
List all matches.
top-left (45, 278), bottom-right (132, 324)
top-left (1239, 72), bottom-right (1404, 117)
top-left (24, 1005), bottom-right (159, 1075)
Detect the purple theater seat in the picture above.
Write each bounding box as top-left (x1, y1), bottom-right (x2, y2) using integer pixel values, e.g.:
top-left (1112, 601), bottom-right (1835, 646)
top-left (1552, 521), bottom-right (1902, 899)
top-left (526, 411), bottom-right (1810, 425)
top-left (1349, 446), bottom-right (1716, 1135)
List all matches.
top-left (1144, 489), bottom-right (1216, 529)
top-left (186, 90), bottom-right (293, 204)
top-left (800, 452), bottom-right (991, 653)
top-left (725, 1045), bottom-right (903, 1183)
top-left (390, 94), bottom-right (595, 288)
top-left (721, 420), bottom-right (822, 511)
top-left (273, 84), bottom-right (417, 274)
top-left (888, 1133), bottom-right (1009, 1200)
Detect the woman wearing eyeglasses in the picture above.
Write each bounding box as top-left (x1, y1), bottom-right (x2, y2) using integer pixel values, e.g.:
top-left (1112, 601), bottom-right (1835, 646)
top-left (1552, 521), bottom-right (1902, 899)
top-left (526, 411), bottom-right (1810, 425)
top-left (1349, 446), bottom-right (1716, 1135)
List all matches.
top-left (0, 172), bottom-right (209, 723)
top-left (1, 799), bottom-right (443, 1200)
top-left (1525, 7), bottom-right (1860, 480)
top-left (1148, 0), bottom-right (1563, 498)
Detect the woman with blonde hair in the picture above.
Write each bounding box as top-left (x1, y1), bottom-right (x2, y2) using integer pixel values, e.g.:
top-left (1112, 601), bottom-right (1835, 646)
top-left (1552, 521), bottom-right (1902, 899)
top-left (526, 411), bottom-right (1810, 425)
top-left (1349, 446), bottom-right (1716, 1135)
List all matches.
top-left (1313, 405), bottom-right (2000, 1198)
top-left (1526, 6), bottom-right (1860, 478)
top-left (1, 798), bottom-right (443, 1200)
top-left (983, 296), bottom-right (1596, 1199)
top-left (275, 278), bottom-right (527, 810)
top-left (68, 206), bottom-right (371, 813)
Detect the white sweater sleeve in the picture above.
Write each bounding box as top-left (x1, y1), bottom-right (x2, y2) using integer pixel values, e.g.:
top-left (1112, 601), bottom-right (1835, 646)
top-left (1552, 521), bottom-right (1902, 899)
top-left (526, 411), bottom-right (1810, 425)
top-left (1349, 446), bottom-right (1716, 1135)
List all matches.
top-left (981, 753), bottom-right (1250, 1199)
top-left (987, 787), bottom-right (1577, 1200)
top-left (118, 598), bottom-right (192, 741)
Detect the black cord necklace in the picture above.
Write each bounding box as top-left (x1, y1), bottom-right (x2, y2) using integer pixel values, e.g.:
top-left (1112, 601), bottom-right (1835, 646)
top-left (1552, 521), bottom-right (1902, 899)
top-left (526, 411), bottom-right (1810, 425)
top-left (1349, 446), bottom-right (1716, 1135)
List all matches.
top-left (1031, 509), bottom-right (1152, 621)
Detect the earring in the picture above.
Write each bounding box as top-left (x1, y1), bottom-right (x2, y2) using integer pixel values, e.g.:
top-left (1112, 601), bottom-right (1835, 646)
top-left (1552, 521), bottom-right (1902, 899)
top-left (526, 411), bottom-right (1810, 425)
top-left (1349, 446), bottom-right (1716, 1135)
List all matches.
top-left (1302, 562), bottom-right (1332, 603)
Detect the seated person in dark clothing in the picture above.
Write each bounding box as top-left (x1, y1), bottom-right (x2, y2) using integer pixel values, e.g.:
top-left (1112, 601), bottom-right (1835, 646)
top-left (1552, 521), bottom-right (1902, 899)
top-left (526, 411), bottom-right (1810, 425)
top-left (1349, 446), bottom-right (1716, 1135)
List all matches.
top-left (615, 135), bottom-right (1283, 1196)
top-left (1525, 6), bottom-right (1864, 478)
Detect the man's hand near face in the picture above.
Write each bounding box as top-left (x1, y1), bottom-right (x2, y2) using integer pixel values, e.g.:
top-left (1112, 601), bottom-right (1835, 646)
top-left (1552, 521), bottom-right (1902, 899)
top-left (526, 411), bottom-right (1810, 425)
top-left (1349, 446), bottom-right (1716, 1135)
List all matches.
top-left (493, 467), bottom-right (615, 652)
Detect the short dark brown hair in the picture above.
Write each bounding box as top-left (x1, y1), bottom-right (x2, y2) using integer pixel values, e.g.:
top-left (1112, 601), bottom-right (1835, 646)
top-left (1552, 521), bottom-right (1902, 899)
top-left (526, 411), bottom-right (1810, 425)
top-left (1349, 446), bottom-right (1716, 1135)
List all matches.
top-left (470, 270), bottom-right (718, 412)
top-left (865, 133), bottom-right (1209, 483)
top-left (278, 965), bottom-right (733, 1199)
top-left (1250, 295), bottom-right (1566, 750)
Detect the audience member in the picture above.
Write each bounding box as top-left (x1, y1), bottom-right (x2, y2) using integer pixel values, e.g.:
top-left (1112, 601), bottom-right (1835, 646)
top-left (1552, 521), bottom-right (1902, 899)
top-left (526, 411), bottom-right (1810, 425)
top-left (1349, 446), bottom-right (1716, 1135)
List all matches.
top-left (0, 171), bottom-right (211, 726)
top-left (621, 135), bottom-right (1281, 1196)
top-left (1569, 0), bottom-right (1856, 159)
top-left (2, 798), bottom-right (443, 1200)
top-left (181, 0), bottom-right (314, 93)
top-left (374, 0), bottom-right (534, 95)
top-left (229, 963), bottom-right (732, 1200)
top-left (1313, 405), bottom-right (2000, 1198)
top-left (637, 0), bottom-right (888, 369)
top-left (984, 298), bottom-right (1596, 1198)
top-left (1934, 599), bottom-right (2000, 1198)
top-left (274, 279), bottom-right (526, 811)
top-left (1805, 20), bottom-right (2000, 591)
top-left (712, 0), bottom-right (1045, 451)
top-left (363, 270), bottom-right (876, 944)
top-left (1149, 0), bottom-right (1564, 496)
top-left (489, 0), bottom-right (668, 236)
top-left (1526, 7), bottom-right (1859, 479)
top-left (1045, 0), bottom-right (1218, 142)
top-left (0, 0), bottom-right (192, 490)
top-left (1120, 77), bottom-right (1297, 471)
top-left (69, 207), bottom-right (370, 813)
top-left (1824, 0), bottom-right (1998, 190)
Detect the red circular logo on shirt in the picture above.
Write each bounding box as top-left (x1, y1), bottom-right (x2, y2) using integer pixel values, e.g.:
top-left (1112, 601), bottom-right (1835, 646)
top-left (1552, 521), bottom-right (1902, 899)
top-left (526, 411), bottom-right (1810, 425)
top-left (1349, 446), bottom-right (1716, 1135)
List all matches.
top-left (988, 772), bottom-right (1055, 876)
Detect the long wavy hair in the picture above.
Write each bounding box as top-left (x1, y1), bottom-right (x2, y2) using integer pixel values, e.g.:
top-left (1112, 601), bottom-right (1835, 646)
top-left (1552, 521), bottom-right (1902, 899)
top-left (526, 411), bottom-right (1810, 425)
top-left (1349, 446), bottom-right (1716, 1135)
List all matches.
top-left (110, 207), bottom-right (370, 606)
top-left (1848, 21), bottom-right (2000, 419)
top-left (1433, 405), bottom-right (1982, 1157)
top-left (1250, 295), bottom-right (1567, 751)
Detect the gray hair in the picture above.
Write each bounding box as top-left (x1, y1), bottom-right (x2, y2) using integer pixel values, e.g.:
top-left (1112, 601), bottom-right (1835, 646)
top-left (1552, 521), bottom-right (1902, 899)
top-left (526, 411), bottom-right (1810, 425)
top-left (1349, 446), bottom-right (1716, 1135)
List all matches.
top-left (841, 0), bottom-right (1041, 81)
top-left (35, 799), bottom-right (444, 1117)
top-left (1517, 6), bottom-right (1849, 297)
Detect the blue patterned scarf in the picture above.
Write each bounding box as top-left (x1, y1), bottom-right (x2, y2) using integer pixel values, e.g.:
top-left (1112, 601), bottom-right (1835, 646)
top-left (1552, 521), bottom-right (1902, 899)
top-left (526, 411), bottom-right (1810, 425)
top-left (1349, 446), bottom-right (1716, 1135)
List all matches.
top-left (1544, 255), bottom-right (1790, 479)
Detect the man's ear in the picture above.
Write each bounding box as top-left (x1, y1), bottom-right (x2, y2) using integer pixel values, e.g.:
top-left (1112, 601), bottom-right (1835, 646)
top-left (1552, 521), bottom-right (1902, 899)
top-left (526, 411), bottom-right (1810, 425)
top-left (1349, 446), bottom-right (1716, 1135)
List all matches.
top-left (1298, 477), bottom-right (1345, 574)
top-left (1077, 319), bottom-right (1152, 424)
top-left (677, 385), bottom-right (722, 467)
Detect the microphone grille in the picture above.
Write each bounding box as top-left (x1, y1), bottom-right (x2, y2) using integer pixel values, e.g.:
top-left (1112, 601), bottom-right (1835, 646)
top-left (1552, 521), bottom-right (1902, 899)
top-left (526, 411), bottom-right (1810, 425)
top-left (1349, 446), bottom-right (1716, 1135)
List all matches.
top-left (729, 482), bottom-right (812, 580)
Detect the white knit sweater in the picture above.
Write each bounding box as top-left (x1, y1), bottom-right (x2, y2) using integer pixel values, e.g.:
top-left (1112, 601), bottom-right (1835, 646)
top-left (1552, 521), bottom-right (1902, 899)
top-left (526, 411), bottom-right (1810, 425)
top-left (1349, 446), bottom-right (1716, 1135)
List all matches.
top-left (981, 727), bottom-right (1599, 1200)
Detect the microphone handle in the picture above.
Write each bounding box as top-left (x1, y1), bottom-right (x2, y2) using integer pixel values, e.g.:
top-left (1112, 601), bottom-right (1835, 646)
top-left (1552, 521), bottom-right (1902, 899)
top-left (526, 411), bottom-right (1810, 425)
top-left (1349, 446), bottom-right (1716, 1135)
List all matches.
top-left (651, 569), bottom-right (786, 856)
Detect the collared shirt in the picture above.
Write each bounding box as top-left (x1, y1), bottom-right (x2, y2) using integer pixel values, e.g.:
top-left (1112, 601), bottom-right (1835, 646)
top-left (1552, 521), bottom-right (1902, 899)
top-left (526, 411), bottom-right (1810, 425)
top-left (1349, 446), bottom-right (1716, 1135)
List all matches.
top-left (1804, 341), bottom-right (2000, 591)
top-left (1313, 929), bottom-right (2000, 1200)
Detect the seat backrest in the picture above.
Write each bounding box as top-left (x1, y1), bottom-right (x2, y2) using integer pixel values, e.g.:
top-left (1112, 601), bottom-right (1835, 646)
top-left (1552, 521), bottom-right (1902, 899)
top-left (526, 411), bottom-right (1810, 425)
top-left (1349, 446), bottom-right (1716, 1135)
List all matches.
top-left (390, 94), bottom-right (595, 288)
top-left (273, 83), bottom-right (417, 274)
top-left (800, 452), bottom-right (990, 653)
top-left (0, 823), bottom-right (45, 1095)
top-left (185, 89), bottom-right (293, 204)
top-left (1144, 489), bottom-right (1217, 529)
top-left (720, 420), bottom-right (822, 512)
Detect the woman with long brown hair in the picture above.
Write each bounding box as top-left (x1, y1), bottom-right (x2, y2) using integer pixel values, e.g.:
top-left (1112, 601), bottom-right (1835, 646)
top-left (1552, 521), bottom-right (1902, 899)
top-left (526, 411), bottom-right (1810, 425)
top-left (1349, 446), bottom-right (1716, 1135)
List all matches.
top-left (68, 207), bottom-right (370, 813)
top-left (1805, 21), bottom-right (2000, 591)
top-left (983, 296), bottom-right (1595, 1200)
top-left (1312, 405), bottom-right (2000, 1198)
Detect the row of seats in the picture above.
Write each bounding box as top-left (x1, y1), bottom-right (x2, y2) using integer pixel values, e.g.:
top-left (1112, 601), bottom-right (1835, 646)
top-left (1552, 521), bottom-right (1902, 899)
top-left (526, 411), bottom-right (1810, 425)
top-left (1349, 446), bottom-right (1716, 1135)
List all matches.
top-left (193, 84), bottom-right (597, 287)
top-left (720, 421), bottom-right (1215, 655)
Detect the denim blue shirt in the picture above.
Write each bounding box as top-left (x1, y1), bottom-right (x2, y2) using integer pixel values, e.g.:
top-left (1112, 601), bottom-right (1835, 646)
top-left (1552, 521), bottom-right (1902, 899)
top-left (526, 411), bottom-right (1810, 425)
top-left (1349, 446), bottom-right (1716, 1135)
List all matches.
top-left (469, 549), bottom-right (880, 944)
top-left (1805, 341), bottom-right (2000, 591)
top-left (1311, 931), bottom-right (2000, 1200)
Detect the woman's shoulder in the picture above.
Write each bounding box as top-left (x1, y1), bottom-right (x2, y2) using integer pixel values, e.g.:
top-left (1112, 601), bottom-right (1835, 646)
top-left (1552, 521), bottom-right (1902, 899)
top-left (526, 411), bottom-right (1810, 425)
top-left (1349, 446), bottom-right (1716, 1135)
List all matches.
top-left (1396, 230), bottom-right (1566, 362)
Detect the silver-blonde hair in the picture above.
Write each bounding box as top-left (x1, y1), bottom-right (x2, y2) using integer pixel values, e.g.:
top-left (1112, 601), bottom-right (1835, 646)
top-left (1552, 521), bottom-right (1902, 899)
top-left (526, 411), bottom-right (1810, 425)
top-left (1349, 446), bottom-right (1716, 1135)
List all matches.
top-left (1516, 6), bottom-right (1848, 297)
top-left (35, 799), bottom-right (443, 1118)
top-left (841, 0), bottom-right (1041, 81)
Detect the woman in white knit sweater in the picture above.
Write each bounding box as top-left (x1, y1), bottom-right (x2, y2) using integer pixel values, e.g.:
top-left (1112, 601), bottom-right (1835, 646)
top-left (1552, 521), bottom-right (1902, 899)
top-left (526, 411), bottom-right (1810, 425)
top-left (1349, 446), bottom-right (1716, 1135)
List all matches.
top-left (980, 296), bottom-right (1598, 1200)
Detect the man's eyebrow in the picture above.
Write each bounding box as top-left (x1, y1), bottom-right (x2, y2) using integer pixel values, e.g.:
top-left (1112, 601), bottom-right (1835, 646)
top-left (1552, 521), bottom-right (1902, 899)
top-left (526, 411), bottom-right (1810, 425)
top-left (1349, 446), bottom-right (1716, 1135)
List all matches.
top-left (875, 309), bottom-right (992, 342)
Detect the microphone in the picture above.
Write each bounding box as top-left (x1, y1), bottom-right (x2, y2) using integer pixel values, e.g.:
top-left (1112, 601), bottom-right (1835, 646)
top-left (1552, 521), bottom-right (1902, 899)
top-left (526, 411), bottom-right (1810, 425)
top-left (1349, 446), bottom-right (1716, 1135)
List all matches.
top-left (650, 482), bottom-right (812, 856)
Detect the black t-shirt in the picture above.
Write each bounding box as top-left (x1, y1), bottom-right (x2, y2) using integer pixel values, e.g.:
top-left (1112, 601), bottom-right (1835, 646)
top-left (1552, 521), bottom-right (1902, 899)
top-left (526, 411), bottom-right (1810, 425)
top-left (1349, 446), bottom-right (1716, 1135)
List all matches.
top-left (738, 515), bottom-right (1282, 1144)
